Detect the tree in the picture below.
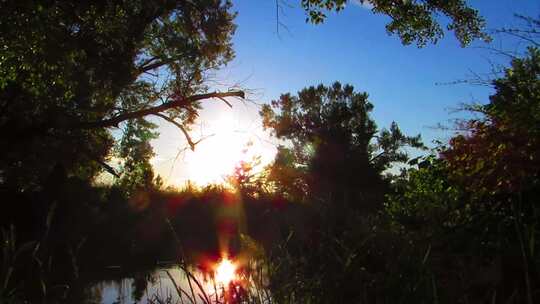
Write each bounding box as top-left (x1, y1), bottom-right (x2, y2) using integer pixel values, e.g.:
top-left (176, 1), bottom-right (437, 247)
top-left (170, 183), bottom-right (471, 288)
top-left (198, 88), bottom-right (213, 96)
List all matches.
top-left (299, 0), bottom-right (490, 47)
top-left (384, 48), bottom-right (540, 304)
top-left (0, 0), bottom-right (243, 191)
top-left (443, 47), bottom-right (540, 195)
top-left (261, 82), bottom-right (423, 210)
top-left (261, 83), bottom-right (424, 303)
top-left (0, 4), bottom-right (242, 296)
top-left (386, 155), bottom-right (465, 234)
top-left (116, 118), bottom-right (159, 194)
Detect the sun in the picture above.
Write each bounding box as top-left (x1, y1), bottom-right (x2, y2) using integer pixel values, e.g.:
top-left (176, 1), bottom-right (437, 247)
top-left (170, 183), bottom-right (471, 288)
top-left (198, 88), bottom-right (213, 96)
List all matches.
top-left (151, 103), bottom-right (277, 187)
top-left (183, 116), bottom-right (245, 185)
top-left (215, 257), bottom-right (236, 285)
top-left (181, 113), bottom-right (273, 186)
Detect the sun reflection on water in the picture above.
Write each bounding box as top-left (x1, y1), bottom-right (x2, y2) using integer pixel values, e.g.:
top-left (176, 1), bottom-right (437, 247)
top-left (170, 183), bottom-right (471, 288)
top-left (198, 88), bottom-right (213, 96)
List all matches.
top-left (215, 257), bottom-right (237, 286)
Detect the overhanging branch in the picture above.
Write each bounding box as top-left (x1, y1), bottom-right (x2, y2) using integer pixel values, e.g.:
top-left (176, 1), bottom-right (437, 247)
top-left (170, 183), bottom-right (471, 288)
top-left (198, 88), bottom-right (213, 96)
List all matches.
top-left (77, 90), bottom-right (244, 130)
top-left (96, 159), bottom-right (121, 178)
top-left (1, 91), bottom-right (244, 143)
top-left (153, 113), bottom-right (196, 151)
top-left (137, 58), bottom-right (176, 75)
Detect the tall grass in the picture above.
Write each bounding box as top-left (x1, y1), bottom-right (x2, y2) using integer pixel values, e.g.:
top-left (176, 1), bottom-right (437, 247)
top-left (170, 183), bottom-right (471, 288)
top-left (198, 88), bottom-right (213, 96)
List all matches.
top-left (150, 217), bottom-right (273, 304)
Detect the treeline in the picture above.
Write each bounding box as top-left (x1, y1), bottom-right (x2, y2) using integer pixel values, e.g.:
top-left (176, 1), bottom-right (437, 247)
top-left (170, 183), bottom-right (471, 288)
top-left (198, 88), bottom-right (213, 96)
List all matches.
top-left (257, 50), bottom-right (540, 303)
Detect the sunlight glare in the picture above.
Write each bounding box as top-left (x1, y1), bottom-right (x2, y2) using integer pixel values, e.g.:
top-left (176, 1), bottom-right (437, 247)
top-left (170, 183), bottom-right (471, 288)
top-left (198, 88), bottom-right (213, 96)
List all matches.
top-left (182, 113), bottom-right (272, 186)
top-left (151, 102), bottom-right (278, 188)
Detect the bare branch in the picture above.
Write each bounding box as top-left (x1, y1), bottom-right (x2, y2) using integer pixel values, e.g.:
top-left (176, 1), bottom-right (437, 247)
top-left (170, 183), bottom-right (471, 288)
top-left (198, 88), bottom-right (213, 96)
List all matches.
top-left (493, 29), bottom-right (540, 47)
top-left (136, 54), bottom-right (184, 76)
top-left (217, 96), bottom-right (233, 108)
top-left (165, 132), bottom-right (215, 183)
top-left (152, 113), bottom-right (197, 151)
top-left (275, 0), bottom-right (293, 39)
top-left (77, 90), bottom-right (245, 129)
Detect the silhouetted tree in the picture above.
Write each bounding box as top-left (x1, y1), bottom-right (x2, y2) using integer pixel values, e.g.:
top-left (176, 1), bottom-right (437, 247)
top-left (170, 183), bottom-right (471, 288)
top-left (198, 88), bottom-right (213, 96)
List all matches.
top-left (0, 3), bottom-right (240, 299)
top-left (443, 48), bottom-right (540, 196)
top-left (261, 82), bottom-right (423, 211)
top-left (384, 47), bottom-right (540, 303)
top-left (442, 47), bottom-right (540, 303)
top-left (261, 82), bottom-right (425, 303)
top-left (0, 0), bottom-right (242, 191)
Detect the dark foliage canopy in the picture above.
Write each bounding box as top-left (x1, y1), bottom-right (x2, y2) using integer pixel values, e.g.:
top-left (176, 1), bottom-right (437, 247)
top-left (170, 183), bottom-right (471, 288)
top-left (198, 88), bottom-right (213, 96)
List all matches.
top-left (0, 0), bottom-right (241, 190)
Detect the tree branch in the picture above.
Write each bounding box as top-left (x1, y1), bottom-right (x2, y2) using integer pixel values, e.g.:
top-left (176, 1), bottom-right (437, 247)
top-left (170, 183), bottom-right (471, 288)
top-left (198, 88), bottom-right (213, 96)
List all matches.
top-left (152, 113), bottom-right (196, 151)
top-left (217, 96), bottom-right (233, 108)
top-left (137, 58), bottom-right (177, 75)
top-left (137, 56), bottom-right (160, 70)
top-left (95, 159), bottom-right (120, 178)
top-left (77, 90), bottom-right (244, 130)
top-left (1, 91), bottom-right (244, 143)
top-left (370, 151), bottom-right (387, 164)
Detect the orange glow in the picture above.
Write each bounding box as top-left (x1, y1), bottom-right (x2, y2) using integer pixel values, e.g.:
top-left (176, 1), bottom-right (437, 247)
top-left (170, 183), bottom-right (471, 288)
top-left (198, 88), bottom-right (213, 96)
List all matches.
top-left (215, 257), bottom-right (236, 285)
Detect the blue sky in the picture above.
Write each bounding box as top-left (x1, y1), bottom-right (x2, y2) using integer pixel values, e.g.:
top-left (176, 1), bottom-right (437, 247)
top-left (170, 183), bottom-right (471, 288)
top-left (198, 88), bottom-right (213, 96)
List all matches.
top-left (151, 0), bottom-right (540, 186)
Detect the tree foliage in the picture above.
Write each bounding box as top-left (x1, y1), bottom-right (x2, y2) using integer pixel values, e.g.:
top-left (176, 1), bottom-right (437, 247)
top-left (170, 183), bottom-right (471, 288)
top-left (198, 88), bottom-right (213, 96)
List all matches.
top-left (264, 37), bottom-right (540, 304)
top-left (261, 82), bottom-right (423, 208)
top-left (301, 0), bottom-right (490, 47)
top-left (386, 156), bottom-right (466, 235)
top-left (443, 47), bottom-right (540, 195)
top-left (385, 48), bottom-right (540, 303)
top-left (0, 0), bottom-right (240, 190)
top-left (0, 3), bottom-right (240, 297)
top-left (116, 118), bottom-right (159, 194)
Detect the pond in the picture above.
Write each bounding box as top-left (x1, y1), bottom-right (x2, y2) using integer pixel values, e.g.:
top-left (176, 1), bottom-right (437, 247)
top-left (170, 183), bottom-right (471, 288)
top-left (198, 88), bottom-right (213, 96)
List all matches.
top-left (72, 257), bottom-right (270, 304)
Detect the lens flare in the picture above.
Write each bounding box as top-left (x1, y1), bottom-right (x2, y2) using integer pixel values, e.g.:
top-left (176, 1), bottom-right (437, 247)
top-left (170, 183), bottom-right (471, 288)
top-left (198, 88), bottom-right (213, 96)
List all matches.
top-left (215, 257), bottom-right (236, 285)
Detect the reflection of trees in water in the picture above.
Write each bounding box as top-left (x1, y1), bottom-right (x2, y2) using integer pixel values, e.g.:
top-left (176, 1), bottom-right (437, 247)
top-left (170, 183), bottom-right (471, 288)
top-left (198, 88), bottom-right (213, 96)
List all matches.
top-left (132, 272), bottom-right (157, 302)
top-left (62, 279), bottom-right (103, 304)
top-left (131, 275), bottom-right (146, 302)
top-left (85, 279), bottom-right (134, 304)
top-left (72, 262), bottom-right (271, 304)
